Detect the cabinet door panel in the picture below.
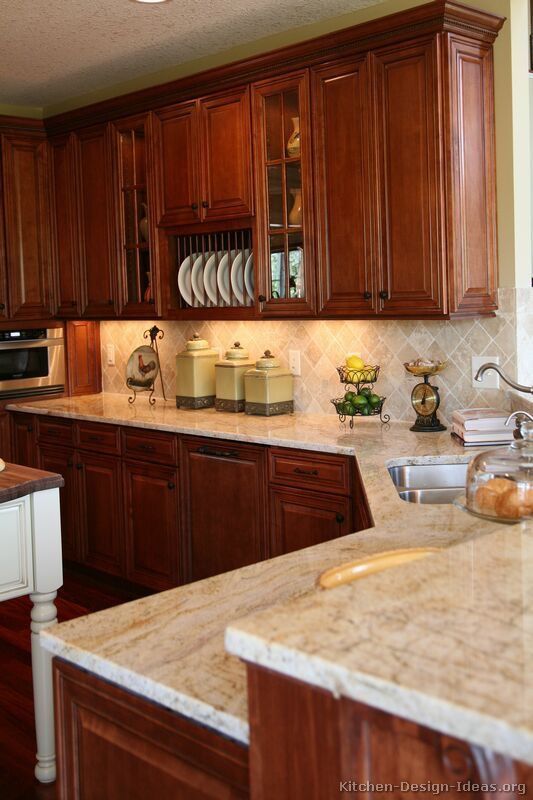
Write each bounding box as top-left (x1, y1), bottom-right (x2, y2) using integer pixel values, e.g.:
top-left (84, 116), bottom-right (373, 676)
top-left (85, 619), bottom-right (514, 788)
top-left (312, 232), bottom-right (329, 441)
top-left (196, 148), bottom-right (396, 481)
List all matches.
top-left (38, 444), bottom-right (78, 561)
top-left (373, 40), bottom-right (445, 316)
top-left (181, 438), bottom-right (267, 582)
top-left (123, 460), bottom-right (180, 590)
top-left (313, 58), bottom-right (375, 316)
top-left (1, 134), bottom-right (53, 319)
top-left (49, 134), bottom-right (81, 316)
top-left (75, 125), bottom-right (118, 317)
top-left (11, 413), bottom-right (38, 467)
top-left (200, 88), bottom-right (253, 221)
top-left (78, 451), bottom-right (123, 576)
top-left (154, 103), bottom-right (200, 226)
top-left (271, 488), bottom-right (352, 557)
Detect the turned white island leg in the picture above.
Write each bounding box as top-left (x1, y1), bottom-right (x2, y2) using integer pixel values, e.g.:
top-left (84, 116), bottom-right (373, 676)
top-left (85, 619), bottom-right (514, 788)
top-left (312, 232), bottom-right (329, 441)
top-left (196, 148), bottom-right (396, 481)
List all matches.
top-left (30, 590), bottom-right (58, 783)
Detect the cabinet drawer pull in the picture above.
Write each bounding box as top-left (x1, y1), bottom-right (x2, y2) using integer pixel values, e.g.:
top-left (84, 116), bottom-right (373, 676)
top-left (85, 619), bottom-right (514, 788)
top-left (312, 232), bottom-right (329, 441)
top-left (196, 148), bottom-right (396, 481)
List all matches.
top-left (44, 428), bottom-right (60, 436)
top-left (363, 291), bottom-right (372, 300)
top-left (137, 443), bottom-right (156, 452)
top-left (294, 467), bottom-right (319, 476)
top-left (197, 445), bottom-right (239, 459)
top-left (202, 200), bottom-right (209, 208)
top-left (167, 481), bottom-right (175, 490)
top-left (191, 203), bottom-right (198, 211)
top-left (87, 435), bottom-right (102, 442)
top-left (335, 512), bottom-right (345, 524)
top-left (379, 290), bottom-right (388, 300)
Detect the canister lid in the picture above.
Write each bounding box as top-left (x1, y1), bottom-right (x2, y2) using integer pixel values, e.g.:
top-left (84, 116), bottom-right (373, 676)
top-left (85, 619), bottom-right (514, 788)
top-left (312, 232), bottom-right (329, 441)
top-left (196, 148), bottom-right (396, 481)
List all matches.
top-left (186, 333), bottom-right (210, 351)
top-left (225, 341), bottom-right (250, 360)
top-left (255, 350), bottom-right (280, 369)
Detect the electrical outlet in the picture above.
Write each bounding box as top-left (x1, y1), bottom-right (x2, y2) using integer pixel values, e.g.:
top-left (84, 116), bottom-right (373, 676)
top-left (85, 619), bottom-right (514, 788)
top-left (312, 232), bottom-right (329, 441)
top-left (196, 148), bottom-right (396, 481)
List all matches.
top-left (472, 355), bottom-right (499, 389)
top-left (106, 344), bottom-right (116, 366)
top-left (288, 350), bottom-right (301, 377)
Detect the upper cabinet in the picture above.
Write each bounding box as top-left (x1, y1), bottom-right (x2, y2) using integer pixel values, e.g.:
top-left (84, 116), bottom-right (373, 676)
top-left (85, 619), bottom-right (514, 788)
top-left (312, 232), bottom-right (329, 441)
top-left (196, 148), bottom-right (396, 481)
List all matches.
top-left (155, 86), bottom-right (253, 228)
top-left (1, 133), bottom-right (54, 320)
top-left (253, 72), bottom-right (316, 317)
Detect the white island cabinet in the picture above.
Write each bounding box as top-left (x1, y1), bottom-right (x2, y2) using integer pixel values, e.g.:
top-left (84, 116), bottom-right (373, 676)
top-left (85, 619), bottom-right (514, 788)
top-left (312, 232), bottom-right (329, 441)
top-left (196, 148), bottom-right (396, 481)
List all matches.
top-left (0, 462), bottom-right (63, 783)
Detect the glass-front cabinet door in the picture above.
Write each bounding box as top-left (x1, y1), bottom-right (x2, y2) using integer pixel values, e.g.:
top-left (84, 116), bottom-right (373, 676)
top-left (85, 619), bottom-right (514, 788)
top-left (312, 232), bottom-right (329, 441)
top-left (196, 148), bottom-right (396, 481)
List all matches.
top-left (112, 113), bottom-right (158, 316)
top-left (252, 72), bottom-right (315, 316)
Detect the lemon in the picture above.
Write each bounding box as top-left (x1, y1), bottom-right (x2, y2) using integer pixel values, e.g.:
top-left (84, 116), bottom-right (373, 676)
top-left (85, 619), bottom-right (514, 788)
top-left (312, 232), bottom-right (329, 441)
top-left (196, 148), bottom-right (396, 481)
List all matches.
top-left (345, 354), bottom-right (365, 370)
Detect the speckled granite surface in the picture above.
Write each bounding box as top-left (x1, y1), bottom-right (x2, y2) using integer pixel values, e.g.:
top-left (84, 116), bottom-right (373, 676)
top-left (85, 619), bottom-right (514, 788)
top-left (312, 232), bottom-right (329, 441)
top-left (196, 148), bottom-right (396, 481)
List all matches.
top-left (20, 394), bottom-right (527, 758)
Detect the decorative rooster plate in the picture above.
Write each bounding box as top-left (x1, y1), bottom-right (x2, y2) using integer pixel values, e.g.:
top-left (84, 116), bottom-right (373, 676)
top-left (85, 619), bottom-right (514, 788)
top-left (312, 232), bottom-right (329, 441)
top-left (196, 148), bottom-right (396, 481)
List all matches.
top-left (126, 345), bottom-right (160, 393)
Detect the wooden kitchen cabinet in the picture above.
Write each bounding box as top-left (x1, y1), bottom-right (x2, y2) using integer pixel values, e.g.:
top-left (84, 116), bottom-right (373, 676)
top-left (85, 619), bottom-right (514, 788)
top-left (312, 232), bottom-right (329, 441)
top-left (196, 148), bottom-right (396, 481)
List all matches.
top-left (0, 409), bottom-right (12, 461)
top-left (123, 460), bottom-right (180, 590)
top-left (38, 443), bottom-right (78, 561)
top-left (155, 87), bottom-right (253, 227)
top-left (11, 412), bottom-right (38, 468)
top-left (73, 124), bottom-right (118, 318)
top-left (76, 450), bottom-right (124, 576)
top-left (1, 133), bottom-right (54, 320)
top-left (270, 488), bottom-right (352, 557)
top-left (180, 437), bottom-right (268, 582)
top-left (54, 659), bottom-right (249, 799)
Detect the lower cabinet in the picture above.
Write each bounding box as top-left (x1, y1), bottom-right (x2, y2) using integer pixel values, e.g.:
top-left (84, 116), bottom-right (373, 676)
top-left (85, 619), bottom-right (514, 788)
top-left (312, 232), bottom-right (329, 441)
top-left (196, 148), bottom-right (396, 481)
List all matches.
top-left (54, 659), bottom-right (249, 799)
top-left (11, 412), bottom-right (38, 468)
top-left (123, 460), bottom-right (180, 590)
top-left (77, 450), bottom-right (124, 577)
top-left (0, 409), bottom-right (12, 462)
top-left (270, 488), bottom-right (352, 556)
top-left (180, 437), bottom-right (268, 582)
top-left (38, 444), bottom-right (78, 561)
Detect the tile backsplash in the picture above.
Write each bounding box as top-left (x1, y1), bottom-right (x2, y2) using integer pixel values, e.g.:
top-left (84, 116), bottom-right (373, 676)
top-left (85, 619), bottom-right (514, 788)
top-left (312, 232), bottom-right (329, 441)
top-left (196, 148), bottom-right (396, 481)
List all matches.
top-left (100, 288), bottom-right (529, 424)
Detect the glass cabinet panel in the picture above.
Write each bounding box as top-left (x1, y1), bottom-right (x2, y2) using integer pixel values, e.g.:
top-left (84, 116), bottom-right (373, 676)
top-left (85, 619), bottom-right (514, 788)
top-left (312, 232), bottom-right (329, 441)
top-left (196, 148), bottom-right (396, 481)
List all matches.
top-left (115, 118), bottom-right (154, 311)
top-left (254, 72), bottom-right (314, 315)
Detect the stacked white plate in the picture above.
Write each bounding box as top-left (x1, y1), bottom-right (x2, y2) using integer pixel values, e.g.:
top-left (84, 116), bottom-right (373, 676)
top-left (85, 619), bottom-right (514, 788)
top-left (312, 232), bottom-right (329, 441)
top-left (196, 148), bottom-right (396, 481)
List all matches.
top-left (177, 249), bottom-right (254, 307)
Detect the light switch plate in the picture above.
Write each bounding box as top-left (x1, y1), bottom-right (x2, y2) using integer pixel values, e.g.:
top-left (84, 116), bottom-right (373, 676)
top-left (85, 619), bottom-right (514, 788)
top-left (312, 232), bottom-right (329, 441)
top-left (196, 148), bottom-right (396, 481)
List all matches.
top-left (288, 350), bottom-right (301, 377)
top-left (472, 355), bottom-right (499, 389)
top-left (106, 344), bottom-right (115, 366)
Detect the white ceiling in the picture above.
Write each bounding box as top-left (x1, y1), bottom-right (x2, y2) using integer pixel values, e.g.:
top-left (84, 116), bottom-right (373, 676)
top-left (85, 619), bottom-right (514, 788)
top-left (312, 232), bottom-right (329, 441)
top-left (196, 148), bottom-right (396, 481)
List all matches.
top-left (1, 0), bottom-right (387, 110)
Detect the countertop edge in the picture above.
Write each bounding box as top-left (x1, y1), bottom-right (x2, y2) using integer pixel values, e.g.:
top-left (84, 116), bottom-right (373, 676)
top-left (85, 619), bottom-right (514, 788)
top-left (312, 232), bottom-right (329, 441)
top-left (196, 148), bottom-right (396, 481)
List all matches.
top-left (0, 464), bottom-right (63, 504)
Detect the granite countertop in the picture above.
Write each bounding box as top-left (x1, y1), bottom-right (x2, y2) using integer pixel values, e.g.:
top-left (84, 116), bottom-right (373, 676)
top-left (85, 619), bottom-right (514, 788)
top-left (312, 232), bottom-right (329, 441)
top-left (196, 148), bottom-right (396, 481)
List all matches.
top-left (23, 393), bottom-right (525, 756)
top-left (0, 461), bottom-right (63, 503)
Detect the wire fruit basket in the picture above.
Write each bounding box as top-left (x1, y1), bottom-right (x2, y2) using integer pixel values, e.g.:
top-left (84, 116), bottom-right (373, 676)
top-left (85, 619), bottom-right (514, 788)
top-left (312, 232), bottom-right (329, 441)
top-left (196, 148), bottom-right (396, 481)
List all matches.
top-left (331, 365), bottom-right (390, 428)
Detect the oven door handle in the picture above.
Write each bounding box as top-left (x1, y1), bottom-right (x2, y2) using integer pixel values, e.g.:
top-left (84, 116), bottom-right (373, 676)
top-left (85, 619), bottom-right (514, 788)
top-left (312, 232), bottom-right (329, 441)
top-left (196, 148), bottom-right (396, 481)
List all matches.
top-left (0, 339), bottom-right (64, 351)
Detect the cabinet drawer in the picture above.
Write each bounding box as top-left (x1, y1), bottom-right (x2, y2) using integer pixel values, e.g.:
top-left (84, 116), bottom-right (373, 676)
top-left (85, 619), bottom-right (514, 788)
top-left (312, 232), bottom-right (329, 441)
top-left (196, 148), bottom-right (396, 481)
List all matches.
top-left (269, 448), bottom-right (352, 495)
top-left (38, 417), bottom-right (74, 446)
top-left (122, 428), bottom-right (177, 465)
top-left (77, 422), bottom-right (121, 454)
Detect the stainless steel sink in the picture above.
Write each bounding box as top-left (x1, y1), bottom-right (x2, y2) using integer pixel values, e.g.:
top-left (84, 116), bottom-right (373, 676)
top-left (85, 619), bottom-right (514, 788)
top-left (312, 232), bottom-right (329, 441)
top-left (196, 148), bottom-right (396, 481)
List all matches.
top-left (388, 462), bottom-right (468, 504)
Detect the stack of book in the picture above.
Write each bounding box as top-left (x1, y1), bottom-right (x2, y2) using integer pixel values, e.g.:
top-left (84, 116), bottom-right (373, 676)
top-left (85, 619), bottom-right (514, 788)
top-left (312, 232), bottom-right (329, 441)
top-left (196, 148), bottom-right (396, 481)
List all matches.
top-left (451, 408), bottom-right (515, 447)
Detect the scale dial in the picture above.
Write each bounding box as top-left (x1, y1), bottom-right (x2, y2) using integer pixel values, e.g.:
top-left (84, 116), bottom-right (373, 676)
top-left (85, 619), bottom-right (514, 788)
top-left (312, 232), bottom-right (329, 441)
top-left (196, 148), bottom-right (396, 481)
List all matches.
top-left (411, 382), bottom-right (439, 416)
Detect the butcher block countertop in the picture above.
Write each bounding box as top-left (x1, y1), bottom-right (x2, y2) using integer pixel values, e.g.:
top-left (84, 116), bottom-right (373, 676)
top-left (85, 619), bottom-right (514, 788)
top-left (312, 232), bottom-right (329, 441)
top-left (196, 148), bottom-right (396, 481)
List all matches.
top-left (10, 393), bottom-right (531, 763)
top-left (0, 462), bottom-right (63, 504)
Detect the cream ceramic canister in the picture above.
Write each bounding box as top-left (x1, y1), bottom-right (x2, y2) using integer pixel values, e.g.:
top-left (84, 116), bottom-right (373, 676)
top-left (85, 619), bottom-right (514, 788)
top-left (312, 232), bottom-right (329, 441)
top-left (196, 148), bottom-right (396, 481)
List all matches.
top-left (215, 342), bottom-right (255, 413)
top-left (244, 350), bottom-right (294, 416)
top-left (286, 116), bottom-right (301, 157)
top-left (175, 333), bottom-right (219, 409)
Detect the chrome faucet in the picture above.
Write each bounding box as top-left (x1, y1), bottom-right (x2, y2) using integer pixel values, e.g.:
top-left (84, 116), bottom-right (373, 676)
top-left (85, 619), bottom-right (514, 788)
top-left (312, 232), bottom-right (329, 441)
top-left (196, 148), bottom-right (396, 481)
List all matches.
top-left (474, 363), bottom-right (533, 395)
top-left (505, 410), bottom-right (533, 439)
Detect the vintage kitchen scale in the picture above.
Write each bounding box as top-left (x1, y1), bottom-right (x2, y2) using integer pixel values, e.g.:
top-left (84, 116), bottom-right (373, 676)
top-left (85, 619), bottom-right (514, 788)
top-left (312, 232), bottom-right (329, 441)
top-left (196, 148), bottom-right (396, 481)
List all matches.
top-left (404, 360), bottom-right (447, 432)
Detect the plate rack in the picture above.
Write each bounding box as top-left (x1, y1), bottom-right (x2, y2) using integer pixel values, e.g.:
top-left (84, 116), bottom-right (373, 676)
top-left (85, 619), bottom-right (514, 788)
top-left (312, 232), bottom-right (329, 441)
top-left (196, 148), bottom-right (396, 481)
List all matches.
top-left (172, 228), bottom-right (254, 309)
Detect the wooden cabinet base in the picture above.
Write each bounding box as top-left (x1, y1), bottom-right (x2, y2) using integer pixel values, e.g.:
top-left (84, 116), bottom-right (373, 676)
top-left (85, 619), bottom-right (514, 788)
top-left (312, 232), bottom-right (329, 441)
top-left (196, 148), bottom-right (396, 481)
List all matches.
top-left (247, 665), bottom-right (533, 799)
top-left (54, 659), bottom-right (249, 799)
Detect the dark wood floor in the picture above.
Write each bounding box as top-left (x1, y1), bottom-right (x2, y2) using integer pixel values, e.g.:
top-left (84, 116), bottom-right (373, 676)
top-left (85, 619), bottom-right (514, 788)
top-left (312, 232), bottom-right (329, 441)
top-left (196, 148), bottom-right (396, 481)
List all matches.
top-left (0, 566), bottom-right (149, 800)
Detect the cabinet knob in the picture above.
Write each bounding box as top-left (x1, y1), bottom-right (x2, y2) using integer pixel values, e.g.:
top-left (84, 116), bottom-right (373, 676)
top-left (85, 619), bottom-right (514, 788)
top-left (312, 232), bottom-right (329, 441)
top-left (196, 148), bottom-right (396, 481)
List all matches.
top-left (76, 463), bottom-right (83, 470)
top-left (191, 203), bottom-right (198, 211)
top-left (167, 481), bottom-right (175, 490)
top-left (258, 294), bottom-right (267, 303)
top-left (108, 299), bottom-right (114, 305)
top-left (363, 291), bottom-right (372, 300)
top-left (0, 303), bottom-right (5, 311)
top-left (202, 200), bottom-right (209, 209)
top-left (67, 459), bottom-right (73, 468)
top-left (335, 512), bottom-right (345, 524)
top-left (379, 290), bottom-right (388, 300)
top-left (27, 424), bottom-right (33, 433)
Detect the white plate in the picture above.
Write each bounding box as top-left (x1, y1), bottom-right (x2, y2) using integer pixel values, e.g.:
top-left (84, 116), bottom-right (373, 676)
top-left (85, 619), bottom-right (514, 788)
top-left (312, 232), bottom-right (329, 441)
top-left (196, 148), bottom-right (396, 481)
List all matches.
top-left (203, 251), bottom-right (225, 305)
top-left (191, 252), bottom-right (211, 306)
top-left (244, 251), bottom-right (254, 303)
top-left (231, 249), bottom-right (249, 305)
top-left (217, 250), bottom-right (236, 305)
top-left (177, 253), bottom-right (198, 307)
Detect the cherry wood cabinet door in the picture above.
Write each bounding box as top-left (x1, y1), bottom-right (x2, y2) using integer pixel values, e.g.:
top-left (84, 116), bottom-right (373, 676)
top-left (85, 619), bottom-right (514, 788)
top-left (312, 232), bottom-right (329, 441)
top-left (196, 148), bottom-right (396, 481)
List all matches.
top-left (49, 134), bottom-right (82, 317)
top-left (74, 124), bottom-right (118, 317)
top-left (153, 102), bottom-right (200, 227)
top-left (77, 450), bottom-right (124, 576)
top-left (372, 39), bottom-right (446, 317)
top-left (54, 659), bottom-right (250, 800)
top-left (180, 437), bottom-right (268, 582)
top-left (11, 412), bottom-right (38, 467)
top-left (270, 487), bottom-right (352, 557)
top-left (0, 187), bottom-right (8, 320)
top-left (199, 87), bottom-right (253, 221)
top-left (123, 460), bottom-right (180, 590)
top-left (312, 58), bottom-right (375, 317)
top-left (0, 410), bottom-right (12, 462)
top-left (445, 36), bottom-right (498, 316)
top-left (1, 133), bottom-right (54, 320)
top-left (38, 444), bottom-right (78, 561)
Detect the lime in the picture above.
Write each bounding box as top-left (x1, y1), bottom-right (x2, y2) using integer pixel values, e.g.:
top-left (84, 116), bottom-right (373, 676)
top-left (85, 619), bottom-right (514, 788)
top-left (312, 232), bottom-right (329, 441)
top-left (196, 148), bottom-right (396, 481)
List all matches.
top-left (368, 394), bottom-right (382, 408)
top-left (360, 387), bottom-right (372, 397)
top-left (344, 390), bottom-right (356, 402)
top-left (361, 405), bottom-right (372, 416)
top-left (352, 395), bottom-right (369, 410)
